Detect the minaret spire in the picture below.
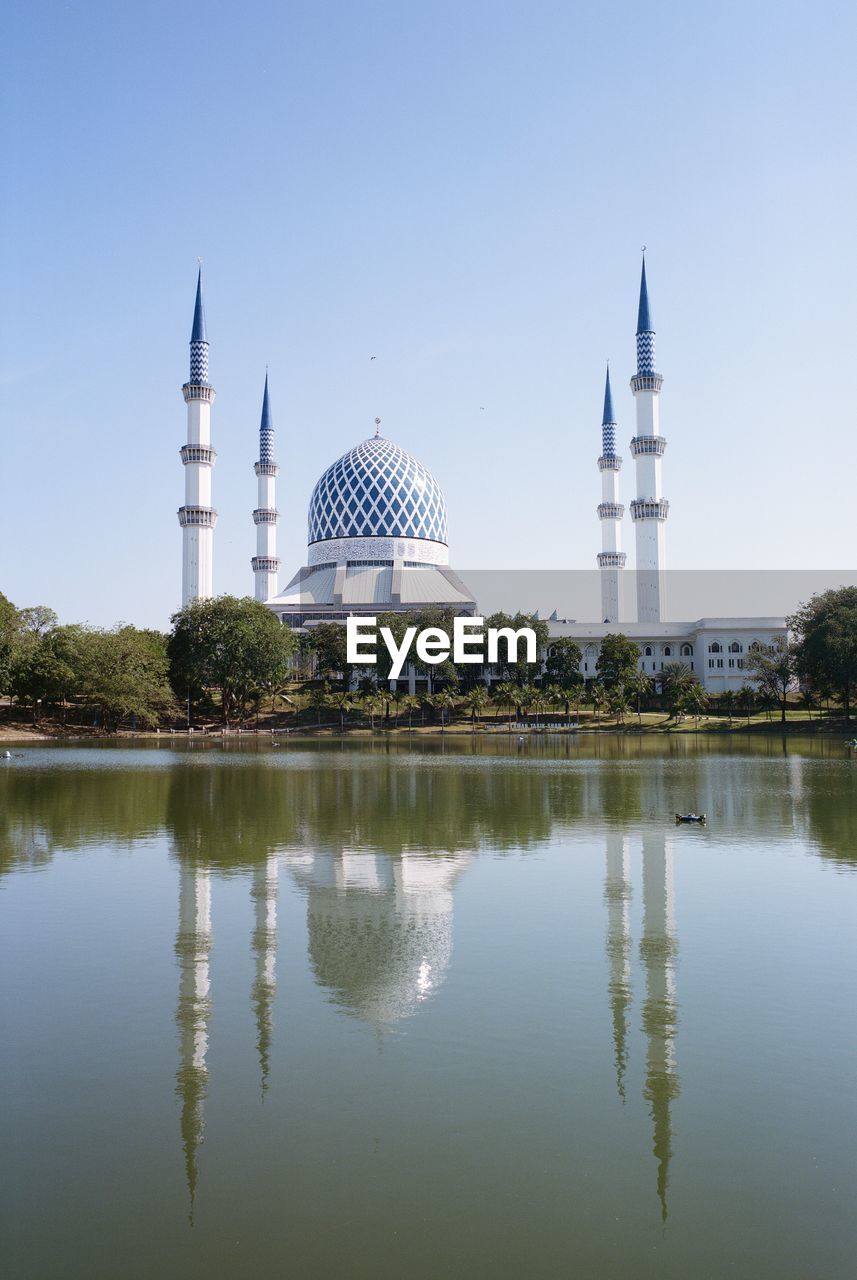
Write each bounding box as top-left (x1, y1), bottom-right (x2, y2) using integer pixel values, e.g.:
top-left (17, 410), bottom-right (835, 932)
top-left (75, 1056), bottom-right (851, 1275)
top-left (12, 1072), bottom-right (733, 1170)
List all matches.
top-left (252, 372), bottom-right (281, 602)
top-left (251, 856), bottom-right (279, 1092)
top-left (629, 251), bottom-right (668, 621)
top-left (178, 267), bottom-right (217, 605)
top-left (596, 363), bottom-right (626, 622)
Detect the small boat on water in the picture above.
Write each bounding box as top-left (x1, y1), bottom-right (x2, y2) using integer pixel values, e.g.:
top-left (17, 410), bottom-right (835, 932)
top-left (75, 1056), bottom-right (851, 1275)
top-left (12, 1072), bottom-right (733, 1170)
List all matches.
top-left (675, 813), bottom-right (706, 824)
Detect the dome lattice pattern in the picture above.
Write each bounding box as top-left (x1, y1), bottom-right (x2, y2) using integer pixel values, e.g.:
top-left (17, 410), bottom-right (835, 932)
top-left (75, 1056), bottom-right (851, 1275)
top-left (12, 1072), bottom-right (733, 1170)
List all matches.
top-left (308, 436), bottom-right (448, 545)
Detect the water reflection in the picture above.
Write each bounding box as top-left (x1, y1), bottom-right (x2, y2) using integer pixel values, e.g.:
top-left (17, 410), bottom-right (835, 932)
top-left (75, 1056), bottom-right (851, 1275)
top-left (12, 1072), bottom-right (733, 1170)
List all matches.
top-left (284, 850), bottom-right (472, 1027)
top-left (640, 834), bottom-right (678, 1222)
top-left (175, 864), bottom-right (212, 1221)
top-left (1, 738), bottom-right (855, 1232)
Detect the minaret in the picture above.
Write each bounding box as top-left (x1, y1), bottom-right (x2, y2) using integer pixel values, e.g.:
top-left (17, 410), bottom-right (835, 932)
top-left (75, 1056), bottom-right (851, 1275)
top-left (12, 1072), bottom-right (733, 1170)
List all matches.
top-left (630, 254), bottom-right (668, 622)
top-left (251, 855), bottom-right (279, 1091)
top-left (251, 373), bottom-right (280, 602)
top-left (178, 268), bottom-right (217, 606)
top-left (640, 832), bottom-right (679, 1221)
top-left (175, 863), bottom-right (212, 1221)
top-left (596, 365), bottom-right (626, 623)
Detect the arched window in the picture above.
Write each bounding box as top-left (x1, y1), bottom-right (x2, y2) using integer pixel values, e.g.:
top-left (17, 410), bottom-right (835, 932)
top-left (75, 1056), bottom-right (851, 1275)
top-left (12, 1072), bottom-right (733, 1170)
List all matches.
top-left (644, 646), bottom-right (653, 656)
top-left (681, 644), bottom-right (693, 657)
top-left (664, 645), bottom-right (672, 657)
top-left (709, 641), bottom-right (722, 654)
top-left (729, 641), bottom-right (742, 654)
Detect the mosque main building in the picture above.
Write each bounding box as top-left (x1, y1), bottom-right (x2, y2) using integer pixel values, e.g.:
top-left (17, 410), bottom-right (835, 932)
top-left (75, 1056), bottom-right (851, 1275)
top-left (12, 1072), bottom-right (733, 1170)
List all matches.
top-left (177, 258), bottom-right (785, 694)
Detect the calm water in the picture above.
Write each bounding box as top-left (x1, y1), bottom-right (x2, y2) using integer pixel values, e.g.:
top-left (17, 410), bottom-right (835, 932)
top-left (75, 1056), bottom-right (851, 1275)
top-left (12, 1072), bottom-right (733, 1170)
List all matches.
top-left (1, 736), bottom-right (856, 1279)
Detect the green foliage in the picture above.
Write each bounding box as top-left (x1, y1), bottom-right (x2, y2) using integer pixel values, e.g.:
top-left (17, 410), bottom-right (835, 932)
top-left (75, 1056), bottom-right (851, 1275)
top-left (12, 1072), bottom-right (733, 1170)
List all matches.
top-left (545, 637), bottom-right (583, 690)
top-left (595, 633), bottom-right (640, 690)
top-left (485, 611), bottom-right (549, 684)
top-left (660, 661), bottom-right (697, 714)
top-left (0, 591), bottom-right (19, 695)
top-left (743, 636), bottom-right (795, 724)
top-left (790, 586), bottom-right (857, 722)
top-left (168, 595), bottom-right (296, 725)
top-left (306, 622), bottom-right (349, 686)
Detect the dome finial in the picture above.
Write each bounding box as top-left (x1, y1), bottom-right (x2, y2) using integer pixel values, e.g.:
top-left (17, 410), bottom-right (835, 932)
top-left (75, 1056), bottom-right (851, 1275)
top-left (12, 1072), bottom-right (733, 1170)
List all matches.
top-left (374, 417), bottom-right (381, 438)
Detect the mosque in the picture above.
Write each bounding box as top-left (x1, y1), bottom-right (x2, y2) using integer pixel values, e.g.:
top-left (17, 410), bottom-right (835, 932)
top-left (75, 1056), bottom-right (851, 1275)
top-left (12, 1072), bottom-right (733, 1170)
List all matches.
top-left (177, 257), bottom-right (786, 693)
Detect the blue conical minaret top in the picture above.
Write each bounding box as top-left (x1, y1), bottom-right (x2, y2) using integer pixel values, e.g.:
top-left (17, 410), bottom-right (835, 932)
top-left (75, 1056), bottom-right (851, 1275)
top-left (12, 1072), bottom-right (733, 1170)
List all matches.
top-left (635, 253), bottom-right (656, 375)
top-left (259, 372), bottom-right (274, 464)
top-left (601, 364), bottom-right (617, 456)
top-left (188, 267), bottom-right (210, 384)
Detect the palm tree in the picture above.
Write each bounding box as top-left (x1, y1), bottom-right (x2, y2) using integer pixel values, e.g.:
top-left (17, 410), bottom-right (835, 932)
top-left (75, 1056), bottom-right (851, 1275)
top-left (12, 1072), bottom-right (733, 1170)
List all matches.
top-left (363, 691), bottom-right (384, 729)
top-left (626, 670), bottom-right (651, 726)
top-left (588, 681), bottom-right (606, 724)
top-left (680, 682), bottom-right (708, 724)
top-left (389, 687), bottom-right (405, 727)
top-left (331, 689), bottom-right (354, 729)
top-left (738, 684), bottom-right (755, 725)
top-left (400, 695), bottom-right (420, 731)
top-left (518, 684), bottom-right (538, 726)
top-left (543, 683), bottom-right (564, 724)
top-left (433, 689), bottom-right (457, 729)
top-left (308, 683), bottom-right (329, 727)
top-left (494, 681), bottom-right (518, 729)
top-left (661, 662), bottom-right (696, 718)
top-left (463, 685), bottom-right (488, 727)
top-left (608, 686), bottom-right (630, 725)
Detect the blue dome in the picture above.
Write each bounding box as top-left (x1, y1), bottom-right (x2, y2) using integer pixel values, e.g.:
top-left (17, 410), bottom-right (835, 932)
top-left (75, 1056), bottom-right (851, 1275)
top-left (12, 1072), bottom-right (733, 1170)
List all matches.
top-left (308, 435), bottom-right (448, 546)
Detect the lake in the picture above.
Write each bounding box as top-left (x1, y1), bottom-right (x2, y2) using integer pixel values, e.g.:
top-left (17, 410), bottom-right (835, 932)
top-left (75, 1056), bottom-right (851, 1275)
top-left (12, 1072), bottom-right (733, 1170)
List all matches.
top-left (1, 736), bottom-right (855, 1279)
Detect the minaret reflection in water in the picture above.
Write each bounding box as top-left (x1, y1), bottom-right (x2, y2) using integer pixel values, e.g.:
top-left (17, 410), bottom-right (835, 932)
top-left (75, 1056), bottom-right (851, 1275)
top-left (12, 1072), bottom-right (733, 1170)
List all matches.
top-left (175, 863), bottom-right (212, 1222)
top-left (605, 828), bottom-right (680, 1222)
top-left (251, 855), bottom-right (279, 1092)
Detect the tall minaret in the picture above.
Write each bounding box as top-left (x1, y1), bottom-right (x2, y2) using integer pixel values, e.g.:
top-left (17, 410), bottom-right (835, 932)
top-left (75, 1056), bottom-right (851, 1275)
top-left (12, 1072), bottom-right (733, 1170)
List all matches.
top-left (596, 365), bottom-right (626, 623)
top-left (251, 373), bottom-right (280, 602)
top-left (178, 268), bottom-right (217, 606)
top-left (630, 254), bottom-right (668, 622)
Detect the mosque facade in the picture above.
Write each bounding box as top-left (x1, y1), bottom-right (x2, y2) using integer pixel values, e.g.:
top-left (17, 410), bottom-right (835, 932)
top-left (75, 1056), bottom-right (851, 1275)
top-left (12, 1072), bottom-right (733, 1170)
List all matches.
top-left (177, 258), bottom-right (786, 693)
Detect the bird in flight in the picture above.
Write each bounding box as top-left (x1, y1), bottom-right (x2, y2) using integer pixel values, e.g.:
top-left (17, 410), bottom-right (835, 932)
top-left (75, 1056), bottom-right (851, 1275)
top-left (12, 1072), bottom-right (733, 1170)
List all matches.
top-left (370, 355), bottom-right (377, 360)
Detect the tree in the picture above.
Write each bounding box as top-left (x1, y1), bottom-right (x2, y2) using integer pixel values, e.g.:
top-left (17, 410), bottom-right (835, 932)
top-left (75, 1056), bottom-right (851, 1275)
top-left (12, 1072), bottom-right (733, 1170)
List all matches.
top-left (738, 684), bottom-right (756, 725)
top-left (545, 638), bottom-right (583, 697)
top-left (306, 622), bottom-right (349, 688)
top-left (743, 636), bottom-right (795, 724)
top-left (493, 681), bottom-right (516, 725)
top-left (588, 681), bottom-right (606, 723)
top-left (485, 611), bottom-right (549, 684)
top-left (607, 686), bottom-right (630, 725)
top-left (463, 685), bottom-right (488, 726)
top-left (0, 592), bottom-right (18, 695)
top-left (168, 595), bottom-right (296, 725)
top-left (679, 681), bottom-right (708, 723)
top-left (596, 634), bottom-right (640, 690)
top-left (81, 627), bottom-right (176, 730)
top-left (433, 689), bottom-right (457, 729)
top-left (790, 587), bottom-right (857, 723)
top-left (330, 689), bottom-right (354, 729)
top-left (400, 695), bottom-right (420, 731)
top-left (660, 662), bottom-right (696, 717)
top-left (626, 670), bottom-right (652, 726)
top-left (10, 624), bottom-right (88, 722)
top-left (308, 683), bottom-right (330, 726)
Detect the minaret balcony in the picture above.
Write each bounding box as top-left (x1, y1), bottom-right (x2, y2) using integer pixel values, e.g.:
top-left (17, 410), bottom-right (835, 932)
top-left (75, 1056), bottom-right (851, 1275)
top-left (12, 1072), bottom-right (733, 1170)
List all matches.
top-left (597, 454), bottom-right (622, 471)
top-left (180, 445), bottom-right (217, 466)
top-left (630, 499), bottom-right (669, 522)
top-left (178, 505), bottom-right (218, 528)
top-left (630, 435), bottom-right (667, 458)
top-left (253, 508), bottom-right (280, 525)
top-left (597, 502), bottom-right (624, 520)
top-left (597, 552), bottom-right (627, 568)
top-left (255, 461), bottom-right (279, 477)
top-left (182, 383), bottom-right (216, 404)
top-left (252, 556), bottom-right (281, 573)
top-left (630, 373), bottom-right (663, 394)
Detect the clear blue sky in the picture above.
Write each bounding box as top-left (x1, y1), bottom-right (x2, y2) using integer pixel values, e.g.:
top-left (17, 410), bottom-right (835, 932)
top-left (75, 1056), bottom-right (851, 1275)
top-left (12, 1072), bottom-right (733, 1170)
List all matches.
top-left (2, 0), bottom-right (855, 629)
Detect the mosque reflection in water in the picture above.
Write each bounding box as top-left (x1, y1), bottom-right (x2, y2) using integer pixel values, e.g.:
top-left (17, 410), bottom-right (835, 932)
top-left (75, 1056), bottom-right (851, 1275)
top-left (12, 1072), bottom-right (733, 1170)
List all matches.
top-left (170, 809), bottom-right (676, 1221)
